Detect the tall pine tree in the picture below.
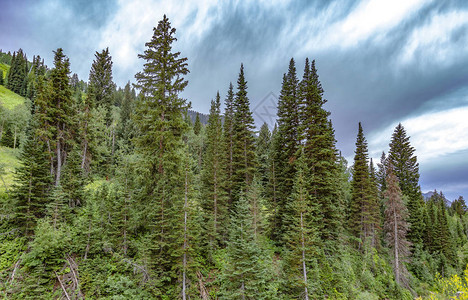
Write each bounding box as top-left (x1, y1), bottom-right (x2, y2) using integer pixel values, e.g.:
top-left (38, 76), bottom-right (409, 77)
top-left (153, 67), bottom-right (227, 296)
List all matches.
top-left (272, 58), bottom-right (300, 244)
top-left (388, 123), bottom-right (425, 248)
top-left (349, 122), bottom-right (379, 248)
top-left (201, 92), bottom-right (228, 250)
top-left (231, 64), bottom-right (256, 206)
top-left (300, 58), bottom-right (342, 245)
top-left (133, 15), bottom-right (190, 297)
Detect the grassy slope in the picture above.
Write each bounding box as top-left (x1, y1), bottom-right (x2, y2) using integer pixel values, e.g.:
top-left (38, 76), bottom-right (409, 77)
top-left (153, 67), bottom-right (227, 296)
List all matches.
top-left (0, 63), bottom-right (8, 78)
top-left (0, 146), bottom-right (20, 192)
top-left (0, 83), bottom-right (24, 192)
top-left (0, 85), bottom-right (24, 109)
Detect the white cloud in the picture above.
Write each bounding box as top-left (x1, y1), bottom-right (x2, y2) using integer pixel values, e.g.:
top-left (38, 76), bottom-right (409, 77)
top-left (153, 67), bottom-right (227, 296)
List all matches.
top-left (368, 105), bottom-right (468, 163)
top-left (399, 10), bottom-right (468, 67)
top-left (301, 0), bottom-right (431, 52)
top-left (97, 0), bottom-right (220, 85)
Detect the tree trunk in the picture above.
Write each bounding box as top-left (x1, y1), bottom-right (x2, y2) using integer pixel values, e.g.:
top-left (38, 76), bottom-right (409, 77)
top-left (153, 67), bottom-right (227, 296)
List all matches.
top-left (394, 209), bottom-right (399, 284)
top-left (81, 140), bottom-right (87, 169)
top-left (214, 167), bottom-right (218, 245)
top-left (301, 211), bottom-right (309, 300)
top-left (56, 137), bottom-right (61, 186)
top-left (182, 162), bottom-right (189, 300)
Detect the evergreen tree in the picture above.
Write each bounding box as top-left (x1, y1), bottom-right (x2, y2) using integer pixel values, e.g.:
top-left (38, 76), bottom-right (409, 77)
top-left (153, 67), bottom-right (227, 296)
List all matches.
top-left (349, 123), bottom-right (379, 248)
top-left (223, 82), bottom-right (235, 207)
top-left (282, 151), bottom-right (320, 299)
top-left (384, 166), bottom-right (411, 285)
top-left (133, 15), bottom-right (190, 296)
top-left (0, 70), bottom-right (3, 85)
top-left (451, 196), bottom-right (467, 217)
top-left (231, 64), bottom-right (256, 205)
top-left (368, 158), bottom-right (381, 248)
top-left (7, 49), bottom-right (28, 96)
top-left (201, 92), bottom-right (228, 250)
top-left (272, 58), bottom-right (300, 244)
top-left (266, 124), bottom-right (280, 240)
top-left (300, 58), bottom-right (342, 244)
top-left (118, 81), bottom-right (135, 149)
top-left (12, 119), bottom-right (52, 235)
top-left (88, 47), bottom-right (116, 126)
top-left (221, 194), bottom-right (273, 299)
top-left (376, 151), bottom-right (387, 198)
top-left (388, 123), bottom-right (425, 247)
top-left (1, 125), bottom-right (14, 147)
top-left (256, 122), bottom-right (271, 189)
top-left (35, 48), bottom-right (74, 186)
top-left (193, 112), bottom-right (201, 135)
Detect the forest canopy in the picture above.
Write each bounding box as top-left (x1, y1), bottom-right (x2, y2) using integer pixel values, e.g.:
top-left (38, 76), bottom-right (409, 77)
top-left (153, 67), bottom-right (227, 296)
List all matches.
top-left (0, 15), bottom-right (467, 300)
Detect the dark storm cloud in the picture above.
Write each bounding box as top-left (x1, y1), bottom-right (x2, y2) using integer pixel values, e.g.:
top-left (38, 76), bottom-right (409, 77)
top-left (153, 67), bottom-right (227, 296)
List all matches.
top-left (0, 0), bottom-right (118, 83)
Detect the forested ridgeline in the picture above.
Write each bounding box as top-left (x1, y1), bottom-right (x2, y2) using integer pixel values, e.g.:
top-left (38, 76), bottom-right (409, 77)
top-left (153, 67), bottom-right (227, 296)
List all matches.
top-left (1, 15), bottom-right (467, 299)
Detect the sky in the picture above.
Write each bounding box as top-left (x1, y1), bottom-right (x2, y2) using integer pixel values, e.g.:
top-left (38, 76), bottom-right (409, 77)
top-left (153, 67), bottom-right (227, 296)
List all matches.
top-left (1, 0), bottom-right (468, 200)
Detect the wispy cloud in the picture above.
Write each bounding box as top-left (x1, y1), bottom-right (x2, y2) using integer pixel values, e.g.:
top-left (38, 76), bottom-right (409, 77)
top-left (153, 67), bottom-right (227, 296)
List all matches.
top-left (369, 105), bottom-right (468, 161)
top-left (399, 9), bottom-right (468, 67)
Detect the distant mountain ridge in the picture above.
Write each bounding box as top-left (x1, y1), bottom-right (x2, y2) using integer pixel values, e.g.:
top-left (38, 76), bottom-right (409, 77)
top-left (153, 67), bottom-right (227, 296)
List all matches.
top-left (422, 190), bottom-right (450, 203)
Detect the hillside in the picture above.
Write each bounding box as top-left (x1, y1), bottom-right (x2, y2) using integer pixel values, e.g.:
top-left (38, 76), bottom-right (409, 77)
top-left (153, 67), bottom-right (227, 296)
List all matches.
top-left (0, 146), bottom-right (20, 193)
top-left (0, 85), bottom-right (24, 109)
top-left (0, 63), bottom-right (8, 78)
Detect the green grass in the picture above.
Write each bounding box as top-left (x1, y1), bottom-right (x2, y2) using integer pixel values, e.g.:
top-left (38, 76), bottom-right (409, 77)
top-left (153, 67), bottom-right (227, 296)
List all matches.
top-left (0, 146), bottom-right (20, 192)
top-left (0, 63), bottom-right (8, 79)
top-left (0, 85), bottom-right (24, 109)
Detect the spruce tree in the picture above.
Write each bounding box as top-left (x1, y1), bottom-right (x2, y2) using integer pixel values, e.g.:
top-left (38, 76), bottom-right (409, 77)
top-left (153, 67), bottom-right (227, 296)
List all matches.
top-left (223, 82), bottom-right (235, 207)
top-left (12, 119), bottom-right (52, 235)
top-left (384, 166), bottom-right (411, 285)
top-left (300, 58), bottom-right (342, 244)
top-left (231, 64), bottom-right (256, 205)
top-left (376, 151), bottom-right (387, 198)
top-left (88, 47), bottom-right (116, 126)
top-left (388, 123), bottom-right (425, 247)
top-left (256, 122), bottom-right (271, 189)
top-left (221, 194), bottom-right (273, 299)
top-left (118, 81), bottom-right (135, 149)
top-left (349, 123), bottom-right (379, 248)
top-left (266, 124), bottom-right (280, 240)
top-left (201, 92), bottom-right (228, 250)
top-left (35, 48), bottom-right (74, 186)
top-left (273, 58), bottom-right (300, 244)
top-left (133, 15), bottom-right (190, 296)
top-left (7, 49), bottom-right (28, 96)
top-left (193, 112), bottom-right (201, 135)
top-left (282, 151), bottom-right (320, 299)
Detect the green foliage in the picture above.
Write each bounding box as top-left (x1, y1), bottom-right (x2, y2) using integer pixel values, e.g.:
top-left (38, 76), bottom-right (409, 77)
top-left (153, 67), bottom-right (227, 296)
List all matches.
top-left (201, 92), bottom-right (228, 251)
top-left (12, 121), bottom-right (52, 234)
top-left (88, 47), bottom-right (116, 126)
top-left (193, 112), bottom-right (201, 135)
top-left (388, 123), bottom-right (425, 247)
top-left (271, 58), bottom-right (300, 244)
top-left (231, 64), bottom-right (257, 206)
top-left (300, 58), bottom-right (342, 245)
top-left (221, 195), bottom-right (276, 299)
top-left (1, 18), bottom-right (465, 300)
top-left (6, 49), bottom-right (28, 97)
top-left (349, 123), bottom-right (380, 248)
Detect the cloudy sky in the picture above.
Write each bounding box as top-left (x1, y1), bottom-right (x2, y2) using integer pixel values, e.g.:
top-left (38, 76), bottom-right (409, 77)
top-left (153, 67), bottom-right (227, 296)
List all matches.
top-left (1, 0), bottom-right (468, 199)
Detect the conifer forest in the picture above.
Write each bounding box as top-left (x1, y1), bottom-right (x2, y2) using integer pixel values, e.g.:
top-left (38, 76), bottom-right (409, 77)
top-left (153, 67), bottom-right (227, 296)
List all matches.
top-left (1, 15), bottom-right (468, 300)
